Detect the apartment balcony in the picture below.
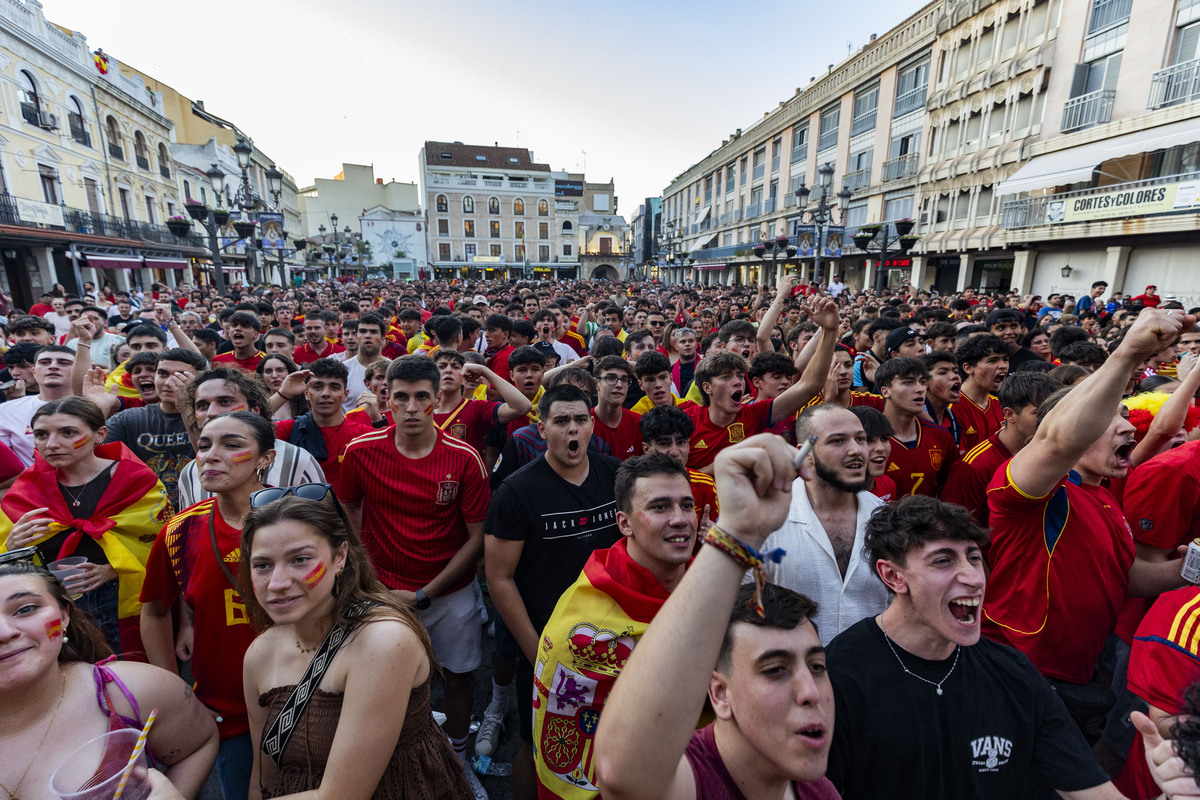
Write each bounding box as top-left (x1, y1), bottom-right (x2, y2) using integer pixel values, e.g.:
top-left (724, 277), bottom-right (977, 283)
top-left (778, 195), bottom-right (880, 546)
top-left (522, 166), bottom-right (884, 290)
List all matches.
top-left (510, 181), bottom-right (528, 188)
top-left (1149, 59), bottom-right (1200, 108)
top-left (764, 198), bottom-right (777, 214)
top-left (818, 131), bottom-right (838, 152)
top-left (0, 191), bottom-right (200, 250)
top-left (20, 102), bottom-right (39, 125)
top-left (851, 110), bottom-right (877, 137)
top-left (455, 178), bottom-right (477, 187)
top-left (109, 143), bottom-right (124, 161)
top-left (1060, 90), bottom-right (1115, 132)
top-left (844, 167), bottom-right (872, 190)
top-left (1000, 171), bottom-right (1197, 229)
top-left (69, 119), bottom-right (91, 147)
top-left (160, 165), bottom-right (171, 179)
top-left (483, 180), bottom-right (502, 187)
top-left (894, 85), bottom-right (928, 117)
top-left (752, 165), bottom-right (765, 182)
top-left (784, 194), bottom-right (798, 207)
top-left (745, 203), bottom-right (761, 219)
top-left (882, 154), bottom-right (920, 182)
top-left (136, 154), bottom-right (150, 170)
top-left (429, 177), bottom-right (451, 186)
top-left (733, 209), bottom-right (743, 222)
top-left (718, 211), bottom-right (733, 225)
top-left (1089, 0), bottom-right (1133, 33)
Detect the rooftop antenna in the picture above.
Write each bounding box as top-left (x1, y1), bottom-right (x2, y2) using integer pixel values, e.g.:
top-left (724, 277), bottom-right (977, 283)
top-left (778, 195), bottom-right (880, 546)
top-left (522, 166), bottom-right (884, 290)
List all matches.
top-left (582, 150), bottom-right (587, 174)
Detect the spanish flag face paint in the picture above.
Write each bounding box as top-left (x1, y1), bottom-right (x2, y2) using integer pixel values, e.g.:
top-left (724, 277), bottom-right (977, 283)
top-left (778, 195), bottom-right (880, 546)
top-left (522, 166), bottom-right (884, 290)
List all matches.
top-left (231, 450), bottom-right (254, 464)
top-left (72, 434), bottom-right (90, 449)
top-left (302, 562), bottom-right (327, 590)
top-left (46, 619), bottom-right (63, 640)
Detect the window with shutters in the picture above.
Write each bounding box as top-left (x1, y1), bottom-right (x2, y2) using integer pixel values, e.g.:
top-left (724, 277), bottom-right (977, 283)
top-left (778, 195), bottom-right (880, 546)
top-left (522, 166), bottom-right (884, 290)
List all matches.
top-left (895, 60), bottom-right (929, 116)
top-left (791, 127), bottom-right (809, 163)
top-left (818, 107), bottom-right (840, 151)
top-left (439, 243), bottom-right (451, 260)
top-left (438, 219), bottom-right (449, 236)
top-left (852, 87), bottom-right (879, 135)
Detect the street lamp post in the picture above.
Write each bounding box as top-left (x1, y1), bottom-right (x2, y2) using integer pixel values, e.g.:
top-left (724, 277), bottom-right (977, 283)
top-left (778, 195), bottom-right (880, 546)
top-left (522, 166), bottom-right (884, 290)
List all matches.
top-left (228, 138), bottom-right (263, 285)
top-left (264, 163), bottom-right (285, 286)
top-left (853, 218), bottom-right (919, 294)
top-left (170, 163), bottom-right (230, 295)
top-left (753, 235), bottom-right (798, 286)
top-left (793, 162), bottom-right (852, 289)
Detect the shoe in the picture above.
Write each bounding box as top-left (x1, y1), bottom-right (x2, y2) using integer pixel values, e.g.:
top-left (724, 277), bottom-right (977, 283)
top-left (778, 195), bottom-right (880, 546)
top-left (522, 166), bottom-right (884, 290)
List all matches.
top-left (474, 701), bottom-right (505, 757)
top-left (457, 751), bottom-right (489, 800)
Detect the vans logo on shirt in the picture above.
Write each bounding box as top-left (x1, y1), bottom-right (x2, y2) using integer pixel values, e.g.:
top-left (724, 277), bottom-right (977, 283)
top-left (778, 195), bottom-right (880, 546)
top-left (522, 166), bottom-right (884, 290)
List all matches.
top-left (969, 736), bottom-right (1012, 772)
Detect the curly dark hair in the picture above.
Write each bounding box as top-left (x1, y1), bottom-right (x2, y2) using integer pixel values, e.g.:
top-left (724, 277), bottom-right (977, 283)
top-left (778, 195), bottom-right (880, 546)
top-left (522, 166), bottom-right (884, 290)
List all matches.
top-left (1172, 681), bottom-right (1200, 777)
top-left (865, 494), bottom-right (989, 577)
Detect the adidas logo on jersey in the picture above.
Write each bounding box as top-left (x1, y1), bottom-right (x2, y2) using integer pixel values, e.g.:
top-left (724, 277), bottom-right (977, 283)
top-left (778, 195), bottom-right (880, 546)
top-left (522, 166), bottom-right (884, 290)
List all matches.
top-left (695, 439), bottom-right (708, 449)
top-left (966, 426), bottom-right (977, 434)
top-left (887, 463), bottom-right (899, 472)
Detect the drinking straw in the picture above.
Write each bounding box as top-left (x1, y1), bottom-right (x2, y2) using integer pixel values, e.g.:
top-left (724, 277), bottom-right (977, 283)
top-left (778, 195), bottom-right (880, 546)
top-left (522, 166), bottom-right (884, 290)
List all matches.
top-left (112, 708), bottom-right (158, 800)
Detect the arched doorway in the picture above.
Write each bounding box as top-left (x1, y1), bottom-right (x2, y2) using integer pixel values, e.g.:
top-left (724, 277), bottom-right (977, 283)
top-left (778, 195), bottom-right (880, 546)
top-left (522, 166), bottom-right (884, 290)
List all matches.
top-left (591, 263), bottom-right (619, 281)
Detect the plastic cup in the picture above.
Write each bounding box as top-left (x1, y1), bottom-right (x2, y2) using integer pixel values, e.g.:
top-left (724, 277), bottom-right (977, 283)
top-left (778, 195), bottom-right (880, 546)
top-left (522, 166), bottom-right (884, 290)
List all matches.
top-left (48, 557), bottom-right (87, 601)
top-left (49, 728), bottom-right (151, 800)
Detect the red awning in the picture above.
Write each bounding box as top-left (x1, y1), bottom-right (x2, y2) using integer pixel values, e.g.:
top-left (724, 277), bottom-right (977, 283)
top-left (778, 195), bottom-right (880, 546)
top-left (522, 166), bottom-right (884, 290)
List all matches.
top-left (143, 258), bottom-right (188, 271)
top-left (84, 253), bottom-right (142, 270)
top-left (696, 263), bottom-right (728, 271)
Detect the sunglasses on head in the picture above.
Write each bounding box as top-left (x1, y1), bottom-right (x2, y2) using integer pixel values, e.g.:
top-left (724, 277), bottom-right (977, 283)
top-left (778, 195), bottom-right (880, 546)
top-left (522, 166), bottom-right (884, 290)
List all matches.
top-left (0, 546), bottom-right (44, 568)
top-left (250, 483), bottom-right (352, 529)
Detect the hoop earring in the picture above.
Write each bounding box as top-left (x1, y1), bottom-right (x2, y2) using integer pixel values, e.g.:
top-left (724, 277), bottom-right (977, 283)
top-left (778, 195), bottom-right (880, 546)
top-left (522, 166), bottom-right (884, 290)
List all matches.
top-left (256, 467), bottom-right (266, 483)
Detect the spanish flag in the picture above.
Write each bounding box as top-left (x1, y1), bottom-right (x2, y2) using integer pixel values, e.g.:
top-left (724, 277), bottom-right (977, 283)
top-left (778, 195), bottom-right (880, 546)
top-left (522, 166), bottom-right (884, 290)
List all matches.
top-left (0, 443), bottom-right (173, 646)
top-left (104, 360), bottom-right (141, 399)
top-left (532, 539), bottom-right (675, 798)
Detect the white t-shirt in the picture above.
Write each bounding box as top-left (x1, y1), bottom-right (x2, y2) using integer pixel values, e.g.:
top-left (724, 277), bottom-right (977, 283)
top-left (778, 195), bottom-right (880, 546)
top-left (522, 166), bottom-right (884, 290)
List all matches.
top-left (343, 357), bottom-right (370, 412)
top-left (828, 280), bottom-right (847, 298)
top-left (0, 395), bottom-right (45, 466)
top-left (43, 311), bottom-right (72, 339)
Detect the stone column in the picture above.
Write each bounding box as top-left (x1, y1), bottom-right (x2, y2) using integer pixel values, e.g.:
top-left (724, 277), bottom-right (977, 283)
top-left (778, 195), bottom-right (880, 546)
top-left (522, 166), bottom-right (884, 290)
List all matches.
top-left (909, 255), bottom-right (928, 291)
top-left (863, 259), bottom-right (877, 294)
top-left (1010, 249), bottom-right (1037, 295)
top-left (956, 253), bottom-right (975, 293)
top-left (1102, 246), bottom-right (1132, 295)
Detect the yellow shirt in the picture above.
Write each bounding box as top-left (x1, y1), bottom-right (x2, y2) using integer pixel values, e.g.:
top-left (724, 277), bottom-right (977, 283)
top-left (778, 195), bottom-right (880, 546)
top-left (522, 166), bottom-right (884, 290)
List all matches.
top-left (630, 393), bottom-right (684, 415)
top-left (406, 331), bottom-right (428, 353)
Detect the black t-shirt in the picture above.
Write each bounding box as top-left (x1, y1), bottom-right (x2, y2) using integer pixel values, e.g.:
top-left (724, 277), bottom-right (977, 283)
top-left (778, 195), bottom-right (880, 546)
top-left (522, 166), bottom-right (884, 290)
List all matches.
top-left (678, 360), bottom-right (696, 393)
top-left (1008, 347), bottom-right (1045, 371)
top-left (486, 454), bottom-right (621, 636)
top-left (825, 618), bottom-right (1108, 800)
top-left (103, 405), bottom-right (193, 510)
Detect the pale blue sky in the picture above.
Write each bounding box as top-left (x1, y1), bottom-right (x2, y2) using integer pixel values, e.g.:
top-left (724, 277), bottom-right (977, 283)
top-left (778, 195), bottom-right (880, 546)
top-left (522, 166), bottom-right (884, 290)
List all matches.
top-left (43, 0), bottom-right (917, 216)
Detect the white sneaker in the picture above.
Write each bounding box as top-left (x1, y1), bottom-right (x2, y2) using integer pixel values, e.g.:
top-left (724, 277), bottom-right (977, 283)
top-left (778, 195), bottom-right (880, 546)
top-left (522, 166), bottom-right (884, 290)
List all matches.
top-left (474, 701), bottom-right (506, 757)
top-left (457, 751), bottom-right (489, 800)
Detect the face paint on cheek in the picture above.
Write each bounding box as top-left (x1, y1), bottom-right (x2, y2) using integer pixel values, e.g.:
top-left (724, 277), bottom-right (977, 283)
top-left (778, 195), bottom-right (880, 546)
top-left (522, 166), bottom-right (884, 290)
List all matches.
top-left (303, 562), bottom-right (327, 589)
top-left (231, 451), bottom-right (254, 463)
top-left (72, 435), bottom-right (90, 449)
top-left (424, 405), bottom-right (434, 416)
top-left (46, 619), bottom-right (63, 640)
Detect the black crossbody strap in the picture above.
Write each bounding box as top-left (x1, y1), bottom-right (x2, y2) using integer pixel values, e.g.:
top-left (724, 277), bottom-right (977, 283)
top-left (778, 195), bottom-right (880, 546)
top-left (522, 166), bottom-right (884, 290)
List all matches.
top-left (208, 513), bottom-right (240, 593)
top-left (261, 603), bottom-right (373, 763)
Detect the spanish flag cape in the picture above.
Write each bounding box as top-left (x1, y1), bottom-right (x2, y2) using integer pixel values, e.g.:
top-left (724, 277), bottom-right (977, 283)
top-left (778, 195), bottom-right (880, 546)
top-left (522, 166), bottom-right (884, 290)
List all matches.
top-left (0, 442), bottom-right (173, 620)
top-left (104, 360), bottom-right (141, 399)
top-left (532, 539), bottom-right (672, 799)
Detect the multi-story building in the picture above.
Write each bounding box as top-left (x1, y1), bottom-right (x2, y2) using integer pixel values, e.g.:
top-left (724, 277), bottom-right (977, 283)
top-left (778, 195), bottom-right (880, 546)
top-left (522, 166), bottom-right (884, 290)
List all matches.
top-left (630, 197), bottom-right (662, 269)
top-left (662, 0), bottom-right (1200, 300)
top-left (419, 141), bottom-right (580, 281)
top-left (297, 163), bottom-right (419, 237)
top-left (0, 0), bottom-right (206, 305)
top-left (661, 4), bottom-right (939, 288)
top-left (577, 178), bottom-right (631, 281)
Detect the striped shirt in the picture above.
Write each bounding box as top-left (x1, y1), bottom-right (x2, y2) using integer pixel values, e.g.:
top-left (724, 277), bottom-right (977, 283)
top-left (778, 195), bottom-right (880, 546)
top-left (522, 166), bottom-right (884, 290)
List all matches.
top-left (337, 428), bottom-right (490, 593)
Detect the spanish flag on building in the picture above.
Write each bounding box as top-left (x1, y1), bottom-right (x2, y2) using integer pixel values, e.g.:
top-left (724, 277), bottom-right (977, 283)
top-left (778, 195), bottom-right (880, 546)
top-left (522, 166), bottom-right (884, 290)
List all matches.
top-left (532, 539), bottom-right (673, 798)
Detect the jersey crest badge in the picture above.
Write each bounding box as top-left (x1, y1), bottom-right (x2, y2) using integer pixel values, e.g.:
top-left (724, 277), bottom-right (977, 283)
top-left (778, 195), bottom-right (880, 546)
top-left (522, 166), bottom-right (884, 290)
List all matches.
top-left (436, 475), bottom-right (459, 504)
top-left (450, 423), bottom-right (468, 440)
top-left (727, 423), bottom-right (745, 443)
top-left (929, 447), bottom-right (944, 471)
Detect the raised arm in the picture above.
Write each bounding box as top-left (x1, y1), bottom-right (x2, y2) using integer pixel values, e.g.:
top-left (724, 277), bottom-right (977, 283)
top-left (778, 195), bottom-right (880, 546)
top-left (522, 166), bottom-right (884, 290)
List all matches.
top-left (465, 363), bottom-right (533, 423)
top-left (594, 434), bottom-right (803, 800)
top-left (770, 296), bottom-right (839, 424)
top-left (69, 319), bottom-right (95, 396)
top-left (1008, 308), bottom-right (1194, 499)
top-left (541, 356), bottom-right (591, 387)
top-left (756, 277), bottom-right (796, 354)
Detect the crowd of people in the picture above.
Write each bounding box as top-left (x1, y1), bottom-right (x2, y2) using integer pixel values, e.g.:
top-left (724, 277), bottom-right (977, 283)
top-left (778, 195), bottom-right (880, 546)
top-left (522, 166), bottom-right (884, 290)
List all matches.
top-left (1, 272), bottom-right (1200, 800)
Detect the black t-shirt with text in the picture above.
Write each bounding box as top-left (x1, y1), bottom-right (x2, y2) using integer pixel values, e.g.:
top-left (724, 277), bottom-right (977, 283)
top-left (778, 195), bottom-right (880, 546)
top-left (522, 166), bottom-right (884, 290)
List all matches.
top-left (486, 454), bottom-right (621, 636)
top-left (104, 405), bottom-right (192, 510)
top-left (825, 617), bottom-right (1107, 800)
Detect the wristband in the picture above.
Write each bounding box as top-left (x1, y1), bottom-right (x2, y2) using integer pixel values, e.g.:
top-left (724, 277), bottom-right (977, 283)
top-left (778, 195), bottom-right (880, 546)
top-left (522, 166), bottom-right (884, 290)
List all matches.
top-left (77, 342), bottom-right (90, 349)
top-left (703, 524), bottom-right (786, 618)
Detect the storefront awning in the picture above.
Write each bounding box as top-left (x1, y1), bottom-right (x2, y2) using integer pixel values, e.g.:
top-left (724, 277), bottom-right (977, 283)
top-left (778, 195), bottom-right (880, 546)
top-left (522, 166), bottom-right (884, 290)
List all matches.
top-left (84, 253), bottom-right (142, 270)
top-left (692, 231), bottom-right (719, 250)
top-left (143, 258), bottom-right (188, 270)
top-left (695, 206), bottom-right (712, 225)
top-left (696, 263), bottom-right (728, 270)
top-left (997, 118), bottom-right (1200, 196)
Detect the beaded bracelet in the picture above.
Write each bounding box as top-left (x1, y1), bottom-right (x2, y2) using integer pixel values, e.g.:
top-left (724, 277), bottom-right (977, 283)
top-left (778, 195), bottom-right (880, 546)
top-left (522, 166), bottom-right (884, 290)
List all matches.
top-left (702, 524), bottom-right (786, 617)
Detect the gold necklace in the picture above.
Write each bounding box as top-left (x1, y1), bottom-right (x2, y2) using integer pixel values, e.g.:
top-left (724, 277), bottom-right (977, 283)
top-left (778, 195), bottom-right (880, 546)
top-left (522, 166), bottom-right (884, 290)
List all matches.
top-left (0, 669), bottom-right (67, 800)
top-left (295, 639), bottom-right (318, 654)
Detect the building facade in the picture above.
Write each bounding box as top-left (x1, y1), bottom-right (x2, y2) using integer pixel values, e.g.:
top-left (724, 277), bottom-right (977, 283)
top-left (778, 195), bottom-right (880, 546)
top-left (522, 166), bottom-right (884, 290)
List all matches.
top-left (660, 0), bottom-right (1200, 300)
top-left (297, 163), bottom-right (419, 237)
top-left (0, 0), bottom-right (205, 306)
top-left (419, 141), bottom-right (580, 281)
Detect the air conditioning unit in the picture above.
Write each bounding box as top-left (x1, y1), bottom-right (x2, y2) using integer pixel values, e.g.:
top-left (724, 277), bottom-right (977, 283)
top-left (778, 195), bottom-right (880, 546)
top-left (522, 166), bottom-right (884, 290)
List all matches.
top-left (38, 112), bottom-right (58, 130)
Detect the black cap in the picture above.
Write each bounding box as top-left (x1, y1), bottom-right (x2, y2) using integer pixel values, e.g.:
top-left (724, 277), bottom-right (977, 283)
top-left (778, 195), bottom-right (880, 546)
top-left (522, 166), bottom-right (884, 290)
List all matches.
top-left (885, 327), bottom-right (921, 353)
top-left (985, 308), bottom-right (1023, 328)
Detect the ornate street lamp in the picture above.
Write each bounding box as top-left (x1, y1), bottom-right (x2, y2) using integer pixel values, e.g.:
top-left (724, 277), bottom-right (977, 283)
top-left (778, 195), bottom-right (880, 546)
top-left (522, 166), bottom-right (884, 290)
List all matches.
top-left (793, 162), bottom-right (852, 288)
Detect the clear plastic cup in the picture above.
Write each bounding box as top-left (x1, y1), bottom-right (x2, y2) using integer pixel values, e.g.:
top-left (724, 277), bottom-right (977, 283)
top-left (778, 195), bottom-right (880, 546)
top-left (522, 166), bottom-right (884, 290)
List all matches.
top-left (48, 557), bottom-right (88, 601)
top-left (49, 728), bottom-right (151, 800)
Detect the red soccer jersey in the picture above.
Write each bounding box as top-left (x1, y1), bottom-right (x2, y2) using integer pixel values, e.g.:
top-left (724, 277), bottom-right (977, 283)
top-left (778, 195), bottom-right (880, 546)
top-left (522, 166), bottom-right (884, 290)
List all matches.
top-left (435, 398), bottom-right (501, 453)
top-left (337, 429), bottom-right (490, 593)
top-left (211, 351), bottom-right (265, 372)
top-left (591, 408), bottom-right (643, 460)
top-left (870, 474), bottom-right (897, 502)
top-left (140, 499), bottom-right (255, 739)
top-left (941, 433), bottom-right (1013, 525)
top-left (487, 344), bottom-right (515, 386)
top-left (688, 468), bottom-right (719, 525)
top-left (1114, 586), bottom-right (1200, 800)
top-left (983, 464), bottom-right (1136, 683)
top-left (274, 414), bottom-right (375, 487)
top-left (884, 419), bottom-right (959, 497)
top-left (293, 341), bottom-right (346, 366)
top-left (558, 330), bottom-right (587, 358)
top-left (684, 400), bottom-right (774, 471)
top-left (950, 393), bottom-right (1004, 455)
top-left (1123, 439), bottom-right (1200, 552)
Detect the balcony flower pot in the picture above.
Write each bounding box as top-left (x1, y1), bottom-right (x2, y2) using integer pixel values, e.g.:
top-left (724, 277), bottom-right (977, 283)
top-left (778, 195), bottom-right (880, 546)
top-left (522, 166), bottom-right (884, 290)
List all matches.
top-left (753, 245), bottom-right (767, 258)
top-left (775, 234), bottom-right (790, 246)
top-left (166, 217), bottom-right (193, 237)
top-left (293, 238), bottom-right (308, 250)
top-left (184, 202), bottom-right (209, 221)
top-left (893, 218), bottom-right (915, 237)
top-left (853, 233), bottom-right (875, 250)
top-left (856, 223), bottom-right (882, 235)
top-left (212, 209), bottom-right (230, 226)
top-left (899, 234), bottom-right (921, 252)
top-left (233, 221), bottom-right (257, 239)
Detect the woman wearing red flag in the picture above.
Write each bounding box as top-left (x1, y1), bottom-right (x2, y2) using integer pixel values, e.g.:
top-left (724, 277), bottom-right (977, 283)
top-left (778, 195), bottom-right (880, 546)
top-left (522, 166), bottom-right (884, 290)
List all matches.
top-left (0, 396), bottom-right (172, 658)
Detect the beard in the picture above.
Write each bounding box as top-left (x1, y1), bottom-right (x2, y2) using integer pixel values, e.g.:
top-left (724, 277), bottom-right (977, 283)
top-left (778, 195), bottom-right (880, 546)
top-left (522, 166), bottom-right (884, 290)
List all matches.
top-left (813, 451), bottom-right (872, 494)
